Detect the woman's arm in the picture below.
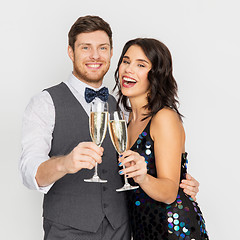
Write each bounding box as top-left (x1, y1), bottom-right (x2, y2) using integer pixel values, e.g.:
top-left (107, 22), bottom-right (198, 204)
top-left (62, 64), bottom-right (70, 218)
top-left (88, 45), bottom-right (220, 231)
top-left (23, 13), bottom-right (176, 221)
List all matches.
top-left (120, 108), bottom-right (185, 204)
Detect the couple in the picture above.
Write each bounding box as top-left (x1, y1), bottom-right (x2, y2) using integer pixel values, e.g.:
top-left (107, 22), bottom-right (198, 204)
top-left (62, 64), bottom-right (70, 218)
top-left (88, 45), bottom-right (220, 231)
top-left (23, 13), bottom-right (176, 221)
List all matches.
top-left (20, 15), bottom-right (208, 239)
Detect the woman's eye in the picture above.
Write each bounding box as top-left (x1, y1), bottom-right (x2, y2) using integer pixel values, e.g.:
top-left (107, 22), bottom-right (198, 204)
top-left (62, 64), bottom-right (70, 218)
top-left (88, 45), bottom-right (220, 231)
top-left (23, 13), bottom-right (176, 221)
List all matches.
top-left (123, 60), bottom-right (130, 64)
top-left (138, 64), bottom-right (145, 68)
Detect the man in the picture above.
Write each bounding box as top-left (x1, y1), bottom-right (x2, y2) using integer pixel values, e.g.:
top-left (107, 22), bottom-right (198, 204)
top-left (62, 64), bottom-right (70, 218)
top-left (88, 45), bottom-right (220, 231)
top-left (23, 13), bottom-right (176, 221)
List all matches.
top-left (19, 15), bottom-right (199, 239)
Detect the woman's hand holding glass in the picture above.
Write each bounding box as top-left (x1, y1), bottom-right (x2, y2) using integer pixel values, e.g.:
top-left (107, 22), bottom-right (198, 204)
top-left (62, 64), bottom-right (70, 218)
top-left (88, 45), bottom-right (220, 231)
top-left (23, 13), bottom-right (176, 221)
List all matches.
top-left (118, 150), bottom-right (148, 184)
top-left (108, 110), bottom-right (139, 191)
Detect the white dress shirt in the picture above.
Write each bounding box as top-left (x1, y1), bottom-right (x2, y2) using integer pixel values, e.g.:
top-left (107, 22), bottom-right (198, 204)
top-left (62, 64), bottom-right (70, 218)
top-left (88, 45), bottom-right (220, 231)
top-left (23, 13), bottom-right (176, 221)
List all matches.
top-left (19, 74), bottom-right (114, 193)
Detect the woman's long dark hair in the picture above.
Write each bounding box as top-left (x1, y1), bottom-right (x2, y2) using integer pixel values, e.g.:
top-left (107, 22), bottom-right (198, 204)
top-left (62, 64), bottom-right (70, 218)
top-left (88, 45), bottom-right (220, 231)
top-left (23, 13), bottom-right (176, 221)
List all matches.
top-left (114, 38), bottom-right (183, 120)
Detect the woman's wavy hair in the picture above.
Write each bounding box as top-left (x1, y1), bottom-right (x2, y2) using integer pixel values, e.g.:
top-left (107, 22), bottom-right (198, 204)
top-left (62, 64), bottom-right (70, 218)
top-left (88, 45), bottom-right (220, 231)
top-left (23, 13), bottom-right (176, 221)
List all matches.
top-left (114, 38), bottom-right (183, 120)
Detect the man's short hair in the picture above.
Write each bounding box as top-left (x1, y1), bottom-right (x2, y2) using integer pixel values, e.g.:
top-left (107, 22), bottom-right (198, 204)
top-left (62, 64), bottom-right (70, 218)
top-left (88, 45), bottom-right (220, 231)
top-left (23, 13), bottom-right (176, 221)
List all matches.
top-left (68, 15), bottom-right (113, 51)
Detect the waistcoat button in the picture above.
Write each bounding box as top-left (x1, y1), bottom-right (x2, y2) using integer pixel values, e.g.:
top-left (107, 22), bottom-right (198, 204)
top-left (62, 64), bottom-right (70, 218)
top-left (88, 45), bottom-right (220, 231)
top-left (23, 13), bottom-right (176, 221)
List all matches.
top-left (102, 169), bottom-right (107, 174)
top-left (103, 203), bottom-right (108, 208)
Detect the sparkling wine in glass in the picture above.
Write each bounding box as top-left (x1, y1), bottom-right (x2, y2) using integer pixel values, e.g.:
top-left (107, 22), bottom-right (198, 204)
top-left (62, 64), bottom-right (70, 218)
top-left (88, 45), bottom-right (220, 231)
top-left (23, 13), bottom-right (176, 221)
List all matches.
top-left (84, 100), bottom-right (108, 183)
top-left (108, 111), bottom-right (139, 191)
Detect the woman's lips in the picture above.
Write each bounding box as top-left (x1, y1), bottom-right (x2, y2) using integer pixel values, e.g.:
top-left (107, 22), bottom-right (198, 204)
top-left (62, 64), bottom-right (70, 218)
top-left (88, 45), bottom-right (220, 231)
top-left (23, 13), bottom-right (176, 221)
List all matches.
top-left (122, 76), bottom-right (137, 88)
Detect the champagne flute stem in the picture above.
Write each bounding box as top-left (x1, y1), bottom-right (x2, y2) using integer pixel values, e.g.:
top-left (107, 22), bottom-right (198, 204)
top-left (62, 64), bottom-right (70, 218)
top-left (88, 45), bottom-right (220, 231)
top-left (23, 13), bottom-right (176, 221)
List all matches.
top-left (93, 143), bottom-right (101, 178)
top-left (122, 164), bottom-right (129, 185)
top-left (93, 162), bottom-right (98, 178)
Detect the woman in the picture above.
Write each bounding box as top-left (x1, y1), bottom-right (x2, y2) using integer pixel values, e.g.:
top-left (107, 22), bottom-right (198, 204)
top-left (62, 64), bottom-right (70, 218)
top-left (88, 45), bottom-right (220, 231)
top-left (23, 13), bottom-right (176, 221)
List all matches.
top-left (115, 38), bottom-right (209, 240)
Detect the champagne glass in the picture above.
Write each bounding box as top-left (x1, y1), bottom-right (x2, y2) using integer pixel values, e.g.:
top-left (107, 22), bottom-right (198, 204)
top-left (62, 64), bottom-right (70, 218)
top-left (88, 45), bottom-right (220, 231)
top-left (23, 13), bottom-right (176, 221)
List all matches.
top-left (108, 111), bottom-right (139, 191)
top-left (84, 100), bottom-right (108, 183)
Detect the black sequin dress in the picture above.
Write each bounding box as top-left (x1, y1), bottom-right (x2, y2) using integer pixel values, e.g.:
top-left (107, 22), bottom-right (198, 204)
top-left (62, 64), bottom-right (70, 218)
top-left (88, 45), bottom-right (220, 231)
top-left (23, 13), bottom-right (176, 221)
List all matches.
top-left (127, 120), bottom-right (209, 240)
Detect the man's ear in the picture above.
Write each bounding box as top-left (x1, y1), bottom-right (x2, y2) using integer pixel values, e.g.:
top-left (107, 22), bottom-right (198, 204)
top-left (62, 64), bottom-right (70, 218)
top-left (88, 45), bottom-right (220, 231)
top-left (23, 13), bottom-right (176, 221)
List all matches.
top-left (68, 45), bottom-right (74, 62)
top-left (110, 48), bottom-right (113, 58)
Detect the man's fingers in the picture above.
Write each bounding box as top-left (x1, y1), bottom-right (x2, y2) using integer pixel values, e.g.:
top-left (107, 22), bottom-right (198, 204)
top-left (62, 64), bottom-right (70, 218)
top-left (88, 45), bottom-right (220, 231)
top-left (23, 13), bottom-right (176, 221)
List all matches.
top-left (66, 142), bottom-right (104, 173)
top-left (79, 160), bottom-right (95, 170)
top-left (74, 142), bottom-right (103, 164)
top-left (79, 148), bottom-right (102, 164)
top-left (181, 179), bottom-right (199, 188)
top-left (78, 142), bottom-right (104, 156)
top-left (183, 188), bottom-right (197, 201)
top-left (180, 183), bottom-right (198, 193)
top-left (185, 173), bottom-right (200, 187)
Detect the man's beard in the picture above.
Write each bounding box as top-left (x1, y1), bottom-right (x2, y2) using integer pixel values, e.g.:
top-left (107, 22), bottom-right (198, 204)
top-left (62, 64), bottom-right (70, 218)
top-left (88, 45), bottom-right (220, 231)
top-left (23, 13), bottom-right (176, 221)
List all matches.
top-left (73, 61), bottom-right (110, 85)
top-left (74, 69), bottom-right (103, 84)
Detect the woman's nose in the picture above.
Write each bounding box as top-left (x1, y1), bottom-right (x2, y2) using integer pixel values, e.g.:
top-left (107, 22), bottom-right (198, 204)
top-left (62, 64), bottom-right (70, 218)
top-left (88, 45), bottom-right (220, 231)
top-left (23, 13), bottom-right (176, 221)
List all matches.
top-left (125, 64), bottom-right (134, 73)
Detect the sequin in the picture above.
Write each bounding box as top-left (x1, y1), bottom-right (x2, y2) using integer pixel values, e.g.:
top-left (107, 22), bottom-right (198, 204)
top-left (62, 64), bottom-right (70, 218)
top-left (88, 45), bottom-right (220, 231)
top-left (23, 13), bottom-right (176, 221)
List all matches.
top-left (177, 199), bottom-right (182, 204)
top-left (168, 217), bottom-right (173, 223)
top-left (135, 201), bottom-right (140, 206)
top-left (173, 213), bottom-right (179, 219)
top-left (180, 222), bottom-right (185, 227)
top-left (175, 231), bottom-right (180, 236)
top-left (145, 149), bottom-right (151, 155)
top-left (174, 219), bottom-right (179, 225)
top-left (167, 211), bottom-right (173, 217)
top-left (168, 223), bottom-right (173, 229)
top-left (137, 139), bottom-right (141, 144)
top-left (174, 226), bottom-right (180, 231)
top-left (142, 131), bottom-right (147, 136)
top-left (184, 207), bottom-right (190, 212)
top-left (178, 205), bottom-right (183, 209)
top-left (146, 141), bottom-right (151, 148)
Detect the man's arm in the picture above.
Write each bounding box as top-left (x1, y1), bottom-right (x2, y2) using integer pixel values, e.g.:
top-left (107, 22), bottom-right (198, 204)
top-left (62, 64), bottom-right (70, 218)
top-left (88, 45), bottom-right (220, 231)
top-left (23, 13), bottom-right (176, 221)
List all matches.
top-left (35, 142), bottom-right (103, 187)
top-left (20, 91), bottom-right (104, 191)
top-left (19, 91), bottom-right (56, 192)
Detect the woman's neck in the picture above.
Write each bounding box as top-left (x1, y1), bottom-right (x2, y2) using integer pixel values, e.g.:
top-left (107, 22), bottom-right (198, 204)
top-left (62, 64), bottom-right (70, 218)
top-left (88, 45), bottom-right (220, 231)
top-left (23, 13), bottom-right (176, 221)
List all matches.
top-left (129, 96), bottom-right (149, 122)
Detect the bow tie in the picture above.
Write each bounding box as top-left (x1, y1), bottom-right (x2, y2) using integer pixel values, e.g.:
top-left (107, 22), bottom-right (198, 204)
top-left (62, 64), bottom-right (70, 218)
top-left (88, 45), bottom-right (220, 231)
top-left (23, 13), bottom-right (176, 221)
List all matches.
top-left (84, 87), bottom-right (109, 103)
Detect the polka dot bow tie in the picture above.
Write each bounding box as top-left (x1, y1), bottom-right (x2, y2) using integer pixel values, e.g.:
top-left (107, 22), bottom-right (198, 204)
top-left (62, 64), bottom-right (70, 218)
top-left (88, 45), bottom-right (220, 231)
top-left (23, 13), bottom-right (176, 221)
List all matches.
top-left (84, 87), bottom-right (109, 103)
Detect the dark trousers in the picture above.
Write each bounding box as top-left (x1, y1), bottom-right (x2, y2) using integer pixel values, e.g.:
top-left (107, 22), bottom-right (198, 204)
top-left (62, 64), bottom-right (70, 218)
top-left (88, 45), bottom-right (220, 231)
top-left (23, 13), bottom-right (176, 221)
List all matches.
top-left (43, 217), bottom-right (131, 240)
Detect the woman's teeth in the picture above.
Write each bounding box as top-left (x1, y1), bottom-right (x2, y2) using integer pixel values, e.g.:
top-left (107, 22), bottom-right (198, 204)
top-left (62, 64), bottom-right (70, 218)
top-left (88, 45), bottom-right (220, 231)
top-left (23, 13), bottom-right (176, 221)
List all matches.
top-left (123, 77), bottom-right (136, 84)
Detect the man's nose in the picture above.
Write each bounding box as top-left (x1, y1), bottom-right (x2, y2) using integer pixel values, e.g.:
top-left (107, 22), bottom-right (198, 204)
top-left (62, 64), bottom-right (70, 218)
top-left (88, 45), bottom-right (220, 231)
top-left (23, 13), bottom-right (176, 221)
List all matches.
top-left (89, 48), bottom-right (100, 60)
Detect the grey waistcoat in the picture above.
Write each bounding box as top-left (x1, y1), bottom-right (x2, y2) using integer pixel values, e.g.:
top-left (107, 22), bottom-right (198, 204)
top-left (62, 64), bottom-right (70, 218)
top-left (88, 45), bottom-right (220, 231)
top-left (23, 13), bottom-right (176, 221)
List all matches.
top-left (43, 83), bottom-right (128, 232)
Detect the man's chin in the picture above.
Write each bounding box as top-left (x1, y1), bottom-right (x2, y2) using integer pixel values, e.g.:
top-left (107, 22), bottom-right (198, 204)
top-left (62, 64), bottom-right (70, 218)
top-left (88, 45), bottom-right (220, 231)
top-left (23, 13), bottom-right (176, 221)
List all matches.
top-left (85, 78), bottom-right (103, 84)
top-left (73, 72), bottom-right (103, 84)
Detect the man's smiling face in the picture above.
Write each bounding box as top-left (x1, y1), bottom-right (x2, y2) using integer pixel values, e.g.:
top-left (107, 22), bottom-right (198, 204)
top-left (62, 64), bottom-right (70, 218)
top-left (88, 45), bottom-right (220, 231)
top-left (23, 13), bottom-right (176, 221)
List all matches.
top-left (68, 30), bottom-right (113, 88)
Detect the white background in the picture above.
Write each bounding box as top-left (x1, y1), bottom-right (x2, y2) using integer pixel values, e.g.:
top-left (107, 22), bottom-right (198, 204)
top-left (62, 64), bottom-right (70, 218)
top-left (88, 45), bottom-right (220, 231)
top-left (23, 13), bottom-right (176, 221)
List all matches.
top-left (1, 0), bottom-right (239, 239)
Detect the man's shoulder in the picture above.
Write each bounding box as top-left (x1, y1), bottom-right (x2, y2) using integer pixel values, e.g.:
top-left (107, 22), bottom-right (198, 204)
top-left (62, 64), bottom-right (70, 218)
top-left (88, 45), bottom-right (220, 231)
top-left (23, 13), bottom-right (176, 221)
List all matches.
top-left (44, 82), bottom-right (65, 92)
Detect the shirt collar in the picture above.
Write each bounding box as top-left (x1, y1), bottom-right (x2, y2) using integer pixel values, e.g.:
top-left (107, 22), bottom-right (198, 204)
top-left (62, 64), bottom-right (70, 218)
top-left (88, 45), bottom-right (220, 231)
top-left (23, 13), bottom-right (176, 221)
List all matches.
top-left (67, 73), bottom-right (105, 97)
